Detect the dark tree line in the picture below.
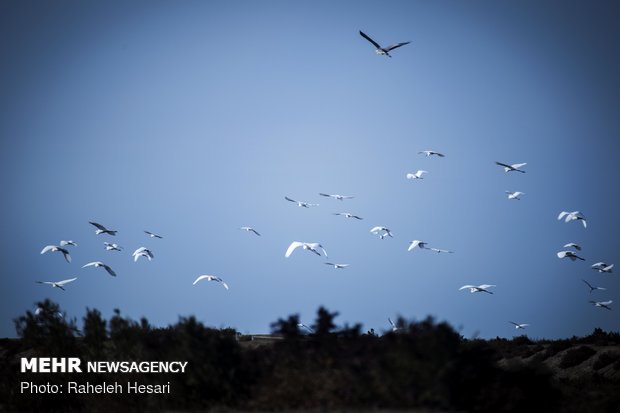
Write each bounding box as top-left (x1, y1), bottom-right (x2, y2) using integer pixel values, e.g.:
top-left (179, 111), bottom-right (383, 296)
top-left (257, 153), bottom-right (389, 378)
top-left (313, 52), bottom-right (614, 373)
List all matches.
top-left (1, 300), bottom-right (618, 412)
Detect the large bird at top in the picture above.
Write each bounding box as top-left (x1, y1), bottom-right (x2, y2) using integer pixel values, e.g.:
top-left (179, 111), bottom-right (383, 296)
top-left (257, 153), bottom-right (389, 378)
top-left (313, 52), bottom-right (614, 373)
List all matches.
top-left (359, 31), bottom-right (410, 57)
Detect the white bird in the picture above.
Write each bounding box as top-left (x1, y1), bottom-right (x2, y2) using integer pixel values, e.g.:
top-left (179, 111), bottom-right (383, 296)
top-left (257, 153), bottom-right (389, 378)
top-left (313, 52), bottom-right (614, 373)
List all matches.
top-left (325, 262), bottom-right (349, 269)
top-left (240, 226), bottom-right (261, 236)
top-left (591, 262), bottom-right (614, 273)
top-left (104, 242), bottom-right (123, 251)
top-left (388, 317), bottom-right (405, 332)
top-left (298, 323), bottom-right (314, 333)
top-left (557, 251), bottom-right (585, 261)
top-left (370, 226), bottom-right (393, 239)
top-left (40, 245), bottom-right (71, 263)
top-left (285, 196), bottom-right (319, 208)
top-left (285, 241), bottom-right (328, 258)
top-left (557, 211), bottom-right (587, 228)
top-left (319, 193), bottom-right (354, 201)
top-left (359, 30), bottom-right (410, 57)
top-left (563, 242), bottom-right (582, 251)
top-left (35, 277), bottom-right (78, 291)
top-left (418, 150), bottom-right (445, 157)
top-left (144, 230), bottom-right (163, 239)
top-left (406, 170), bottom-right (428, 180)
top-left (132, 247), bottom-right (154, 262)
top-left (333, 212), bottom-right (363, 220)
top-left (408, 240), bottom-right (429, 251)
top-left (505, 191), bottom-right (525, 200)
top-left (89, 221), bottom-right (117, 236)
top-left (589, 300), bottom-right (613, 310)
top-left (582, 279), bottom-right (607, 293)
top-left (459, 284), bottom-right (496, 294)
top-left (59, 240), bottom-right (77, 247)
top-left (82, 261), bottom-right (116, 277)
top-left (509, 321), bottom-right (529, 330)
top-left (495, 162), bottom-right (527, 173)
top-left (193, 275), bottom-right (229, 290)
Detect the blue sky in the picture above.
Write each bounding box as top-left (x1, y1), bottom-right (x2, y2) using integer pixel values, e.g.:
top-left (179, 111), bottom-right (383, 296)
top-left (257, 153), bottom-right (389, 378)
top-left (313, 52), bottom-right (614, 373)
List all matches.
top-left (1, 0), bottom-right (619, 339)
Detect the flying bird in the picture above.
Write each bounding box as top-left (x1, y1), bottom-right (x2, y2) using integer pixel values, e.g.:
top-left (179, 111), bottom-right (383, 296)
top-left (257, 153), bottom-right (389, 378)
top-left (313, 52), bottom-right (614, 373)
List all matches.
top-left (285, 242), bottom-right (328, 258)
top-left (582, 279), bottom-right (607, 293)
top-left (495, 162), bottom-right (527, 173)
top-left (406, 170), bottom-right (428, 180)
top-left (325, 262), bottom-right (349, 269)
top-left (418, 150), bottom-right (445, 157)
top-left (89, 221), bottom-right (117, 236)
top-left (59, 240), bottom-right (77, 247)
top-left (82, 261), bottom-right (116, 277)
top-left (505, 191), bottom-right (525, 200)
top-left (589, 300), bottom-right (613, 310)
top-left (563, 242), bottom-right (582, 251)
top-left (333, 212), bottom-right (363, 220)
top-left (298, 323), bottom-right (314, 333)
top-left (144, 230), bottom-right (163, 239)
top-left (240, 227), bottom-right (261, 236)
top-left (370, 226), bottom-right (393, 239)
top-left (557, 251), bottom-right (585, 261)
top-left (40, 245), bottom-right (71, 263)
top-left (193, 275), bottom-right (229, 290)
top-left (388, 317), bottom-right (405, 332)
top-left (359, 30), bottom-right (410, 57)
top-left (459, 284), bottom-right (496, 294)
top-left (509, 322), bottom-right (529, 330)
top-left (36, 277), bottom-right (78, 291)
top-left (285, 196), bottom-right (319, 208)
top-left (591, 262), bottom-right (614, 273)
top-left (132, 247), bottom-right (154, 262)
top-left (319, 193), bottom-right (354, 201)
top-left (104, 242), bottom-right (123, 251)
top-left (557, 211), bottom-right (587, 228)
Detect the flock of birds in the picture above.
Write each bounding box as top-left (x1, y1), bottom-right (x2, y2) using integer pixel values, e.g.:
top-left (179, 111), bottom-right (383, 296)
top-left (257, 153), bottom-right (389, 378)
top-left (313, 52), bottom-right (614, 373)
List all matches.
top-left (32, 30), bottom-right (615, 336)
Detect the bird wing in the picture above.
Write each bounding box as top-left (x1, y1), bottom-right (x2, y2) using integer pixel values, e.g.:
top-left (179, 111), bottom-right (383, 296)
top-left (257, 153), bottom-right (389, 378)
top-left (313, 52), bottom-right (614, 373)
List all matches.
top-left (388, 317), bottom-right (396, 327)
top-left (459, 285), bottom-right (475, 290)
top-left (319, 193), bottom-right (331, 198)
top-left (56, 277), bottom-right (78, 286)
top-left (89, 221), bottom-right (107, 231)
top-left (284, 196), bottom-right (297, 203)
top-left (495, 161), bottom-right (511, 169)
top-left (582, 279), bottom-right (594, 289)
top-left (61, 249), bottom-right (72, 263)
top-left (557, 251), bottom-right (568, 258)
top-left (601, 300), bottom-right (613, 306)
top-left (359, 31), bottom-right (381, 49)
top-left (82, 262), bottom-right (99, 268)
top-left (250, 228), bottom-right (261, 236)
top-left (40, 245), bottom-right (56, 254)
top-left (285, 241), bottom-right (304, 258)
top-left (508, 321), bottom-right (519, 327)
top-left (133, 247), bottom-right (147, 256)
top-left (511, 163), bottom-right (527, 169)
top-left (220, 281), bottom-right (229, 290)
top-left (430, 248), bottom-right (453, 253)
top-left (103, 265), bottom-right (116, 276)
top-left (591, 262), bottom-right (605, 268)
top-left (370, 226), bottom-right (384, 233)
top-left (581, 219), bottom-right (587, 228)
top-left (558, 211), bottom-right (568, 220)
top-left (193, 275), bottom-right (212, 285)
top-left (479, 284), bottom-right (495, 289)
top-left (604, 264), bottom-right (614, 271)
top-left (406, 173), bottom-right (416, 179)
top-left (408, 240), bottom-right (422, 251)
top-left (383, 41), bottom-right (411, 51)
top-left (435, 152), bottom-right (445, 157)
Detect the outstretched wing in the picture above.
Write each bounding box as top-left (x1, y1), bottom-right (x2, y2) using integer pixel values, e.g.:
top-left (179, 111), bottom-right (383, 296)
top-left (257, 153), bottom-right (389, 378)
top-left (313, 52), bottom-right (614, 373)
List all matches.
top-left (89, 221), bottom-right (107, 231)
top-left (495, 161), bottom-right (511, 169)
top-left (383, 41), bottom-right (410, 52)
top-left (359, 30), bottom-right (381, 49)
top-left (56, 277), bottom-right (78, 286)
top-left (103, 264), bottom-right (116, 277)
top-left (284, 196), bottom-right (297, 203)
top-left (285, 241), bottom-right (304, 258)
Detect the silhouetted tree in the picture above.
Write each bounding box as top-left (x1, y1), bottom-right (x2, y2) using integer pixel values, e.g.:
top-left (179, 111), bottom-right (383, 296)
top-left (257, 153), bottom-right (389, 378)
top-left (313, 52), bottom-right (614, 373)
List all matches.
top-left (312, 306), bottom-right (338, 337)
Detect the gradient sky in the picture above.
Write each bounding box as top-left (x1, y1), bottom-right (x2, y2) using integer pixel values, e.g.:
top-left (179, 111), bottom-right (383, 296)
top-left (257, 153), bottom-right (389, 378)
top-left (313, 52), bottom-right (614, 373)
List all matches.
top-left (1, 0), bottom-right (619, 339)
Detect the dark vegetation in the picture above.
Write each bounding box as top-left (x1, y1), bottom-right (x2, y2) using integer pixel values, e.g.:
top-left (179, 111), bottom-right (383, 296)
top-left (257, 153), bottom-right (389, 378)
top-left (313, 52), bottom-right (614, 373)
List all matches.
top-left (1, 300), bottom-right (619, 412)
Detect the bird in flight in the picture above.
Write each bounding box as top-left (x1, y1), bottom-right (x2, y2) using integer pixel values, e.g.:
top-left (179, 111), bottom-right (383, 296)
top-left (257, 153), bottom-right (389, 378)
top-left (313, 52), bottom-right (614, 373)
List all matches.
top-left (285, 241), bottom-right (328, 258)
top-left (406, 170), bottom-right (428, 180)
top-left (41, 245), bottom-right (72, 263)
top-left (505, 191), bottom-right (525, 200)
top-left (59, 240), bottom-right (78, 247)
top-left (89, 221), bottom-right (117, 236)
top-left (240, 227), bottom-right (261, 236)
top-left (591, 262), bottom-right (614, 273)
top-left (298, 323), bottom-right (314, 333)
top-left (418, 150), bottom-right (445, 157)
top-left (319, 193), bottom-right (354, 201)
top-left (459, 284), bottom-right (496, 294)
top-left (36, 277), bottom-right (78, 291)
top-left (82, 261), bottom-right (117, 277)
top-left (558, 211), bottom-right (587, 228)
top-left (408, 240), bottom-right (453, 253)
top-left (370, 226), bottom-right (393, 239)
top-left (359, 31), bottom-right (410, 57)
top-left (557, 250), bottom-right (585, 261)
top-left (496, 162), bottom-right (527, 173)
top-left (132, 247), bottom-right (154, 262)
top-left (388, 317), bottom-right (405, 333)
top-left (144, 230), bottom-right (163, 239)
top-left (509, 322), bottom-right (529, 330)
top-left (104, 242), bottom-right (123, 251)
top-left (193, 275), bottom-right (229, 290)
top-left (325, 262), bottom-right (349, 269)
top-left (582, 279), bottom-right (607, 293)
top-left (563, 242), bottom-right (581, 251)
top-left (333, 212), bottom-right (363, 220)
top-left (285, 196), bottom-right (319, 208)
top-left (589, 300), bottom-right (613, 311)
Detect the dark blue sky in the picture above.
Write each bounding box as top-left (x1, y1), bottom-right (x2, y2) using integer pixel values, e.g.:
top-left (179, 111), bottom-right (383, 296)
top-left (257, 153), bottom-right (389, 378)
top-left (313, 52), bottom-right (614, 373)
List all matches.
top-left (1, 0), bottom-right (619, 339)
